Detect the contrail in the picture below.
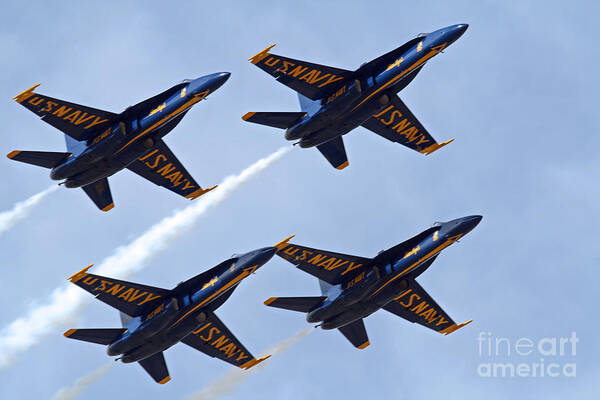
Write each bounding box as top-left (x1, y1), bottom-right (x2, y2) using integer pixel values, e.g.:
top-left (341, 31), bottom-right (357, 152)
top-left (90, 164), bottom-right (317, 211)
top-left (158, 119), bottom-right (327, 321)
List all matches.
top-left (50, 363), bottom-right (113, 400)
top-left (0, 147), bottom-right (291, 369)
top-left (0, 185), bottom-right (58, 237)
top-left (185, 328), bottom-right (314, 400)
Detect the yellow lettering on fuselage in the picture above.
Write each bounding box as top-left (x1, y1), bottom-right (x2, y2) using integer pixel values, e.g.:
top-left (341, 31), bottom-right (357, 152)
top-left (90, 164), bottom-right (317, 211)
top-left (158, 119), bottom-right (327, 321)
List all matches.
top-left (346, 272), bottom-right (366, 289)
top-left (326, 85), bottom-right (346, 104)
top-left (146, 303), bottom-right (165, 320)
top-left (92, 127), bottom-right (111, 144)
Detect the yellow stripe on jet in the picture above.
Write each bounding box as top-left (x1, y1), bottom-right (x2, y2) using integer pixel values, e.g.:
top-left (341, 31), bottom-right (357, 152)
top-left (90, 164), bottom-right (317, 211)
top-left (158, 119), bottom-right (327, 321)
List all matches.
top-left (248, 44), bottom-right (277, 64)
top-left (169, 265), bottom-right (259, 329)
top-left (114, 92), bottom-right (209, 155)
top-left (368, 233), bottom-right (462, 299)
top-left (13, 83), bottom-right (40, 103)
top-left (68, 264), bottom-right (94, 283)
top-left (350, 43), bottom-right (447, 112)
top-left (185, 185), bottom-right (217, 200)
top-left (240, 354), bottom-right (271, 369)
top-left (439, 319), bottom-right (472, 335)
top-left (6, 150), bottom-right (21, 159)
top-left (274, 235), bottom-right (295, 251)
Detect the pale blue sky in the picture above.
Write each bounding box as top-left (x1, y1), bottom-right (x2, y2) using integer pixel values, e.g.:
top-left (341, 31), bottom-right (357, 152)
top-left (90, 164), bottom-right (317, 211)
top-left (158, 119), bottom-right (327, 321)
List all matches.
top-left (1, 1), bottom-right (598, 399)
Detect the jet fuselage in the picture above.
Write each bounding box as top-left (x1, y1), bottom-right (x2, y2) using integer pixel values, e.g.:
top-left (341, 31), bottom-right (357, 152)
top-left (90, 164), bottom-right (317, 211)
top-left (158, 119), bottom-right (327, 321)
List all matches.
top-left (50, 73), bottom-right (230, 188)
top-left (307, 215), bottom-right (481, 330)
top-left (106, 247), bottom-right (276, 363)
top-left (284, 24), bottom-right (468, 148)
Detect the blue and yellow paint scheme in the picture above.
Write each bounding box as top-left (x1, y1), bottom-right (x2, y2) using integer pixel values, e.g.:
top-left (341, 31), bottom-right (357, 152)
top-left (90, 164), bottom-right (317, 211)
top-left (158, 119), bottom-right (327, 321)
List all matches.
top-left (8, 72), bottom-right (230, 211)
top-left (243, 24), bottom-right (468, 169)
top-left (264, 216), bottom-right (481, 349)
top-left (63, 239), bottom-right (289, 384)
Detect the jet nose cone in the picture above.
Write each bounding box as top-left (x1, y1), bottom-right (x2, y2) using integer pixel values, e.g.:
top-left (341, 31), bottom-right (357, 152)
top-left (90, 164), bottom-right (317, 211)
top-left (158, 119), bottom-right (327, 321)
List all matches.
top-left (443, 23), bottom-right (468, 43)
top-left (210, 72), bottom-right (231, 90)
top-left (460, 215), bottom-right (482, 234)
top-left (246, 246), bottom-right (277, 267)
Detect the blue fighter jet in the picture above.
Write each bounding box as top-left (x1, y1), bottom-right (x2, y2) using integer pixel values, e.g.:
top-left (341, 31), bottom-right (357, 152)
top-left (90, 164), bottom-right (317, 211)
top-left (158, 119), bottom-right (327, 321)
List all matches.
top-left (63, 237), bottom-right (292, 384)
top-left (8, 72), bottom-right (230, 211)
top-left (243, 24), bottom-right (468, 169)
top-left (265, 216), bottom-right (481, 349)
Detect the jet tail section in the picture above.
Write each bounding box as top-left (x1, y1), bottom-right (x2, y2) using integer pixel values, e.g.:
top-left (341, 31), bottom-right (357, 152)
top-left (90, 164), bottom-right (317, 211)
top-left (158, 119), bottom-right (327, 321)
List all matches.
top-left (64, 134), bottom-right (87, 157)
top-left (138, 351), bottom-right (170, 384)
top-left (63, 328), bottom-right (127, 345)
top-left (242, 112), bottom-right (306, 129)
top-left (316, 136), bottom-right (349, 170)
top-left (82, 178), bottom-right (114, 212)
top-left (6, 150), bottom-right (71, 169)
top-left (338, 318), bottom-right (370, 349)
top-left (264, 296), bottom-right (327, 313)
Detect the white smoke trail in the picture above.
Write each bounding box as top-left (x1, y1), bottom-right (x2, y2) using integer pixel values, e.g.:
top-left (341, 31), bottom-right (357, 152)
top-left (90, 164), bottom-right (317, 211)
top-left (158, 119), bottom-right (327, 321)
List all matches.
top-left (0, 185), bottom-right (58, 237)
top-left (50, 363), bottom-right (113, 400)
top-left (0, 147), bottom-right (291, 369)
top-left (185, 328), bottom-right (314, 400)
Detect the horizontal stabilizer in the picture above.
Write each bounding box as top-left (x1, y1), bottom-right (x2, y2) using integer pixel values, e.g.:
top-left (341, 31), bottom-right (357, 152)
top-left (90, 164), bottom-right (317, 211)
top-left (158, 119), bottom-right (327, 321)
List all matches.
top-left (338, 318), bottom-right (370, 349)
top-left (242, 112), bottom-right (306, 129)
top-left (7, 150), bottom-right (71, 169)
top-left (316, 136), bottom-right (349, 170)
top-left (138, 351), bottom-right (170, 384)
top-left (82, 178), bottom-right (114, 212)
top-left (264, 296), bottom-right (327, 313)
top-left (63, 328), bottom-right (126, 345)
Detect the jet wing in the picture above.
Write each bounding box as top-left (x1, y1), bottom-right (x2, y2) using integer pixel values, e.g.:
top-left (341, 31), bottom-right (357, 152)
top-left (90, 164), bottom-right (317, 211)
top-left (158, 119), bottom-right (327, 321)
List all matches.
top-left (249, 45), bottom-right (354, 100)
top-left (316, 136), bottom-right (349, 170)
top-left (138, 351), bottom-right (170, 384)
top-left (361, 94), bottom-right (453, 155)
top-left (181, 312), bottom-right (270, 369)
top-left (382, 279), bottom-right (471, 335)
top-left (68, 266), bottom-right (171, 317)
top-left (13, 84), bottom-right (117, 141)
top-left (338, 318), bottom-right (370, 349)
top-left (127, 139), bottom-right (216, 200)
top-left (81, 178), bottom-right (114, 212)
top-left (276, 242), bottom-right (372, 285)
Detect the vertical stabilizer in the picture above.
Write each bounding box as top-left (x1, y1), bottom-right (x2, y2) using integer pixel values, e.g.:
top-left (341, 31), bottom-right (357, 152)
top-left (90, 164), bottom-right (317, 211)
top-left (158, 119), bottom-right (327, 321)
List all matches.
top-left (297, 93), bottom-right (320, 116)
top-left (319, 279), bottom-right (333, 295)
top-left (64, 134), bottom-right (87, 157)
